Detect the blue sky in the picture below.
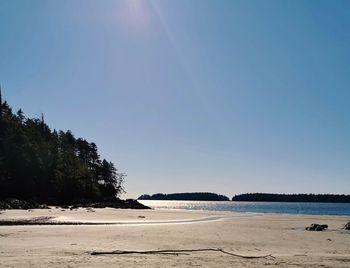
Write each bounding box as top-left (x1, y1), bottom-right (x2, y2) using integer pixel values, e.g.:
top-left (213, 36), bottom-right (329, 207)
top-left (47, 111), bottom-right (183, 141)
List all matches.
top-left (1, 0), bottom-right (349, 198)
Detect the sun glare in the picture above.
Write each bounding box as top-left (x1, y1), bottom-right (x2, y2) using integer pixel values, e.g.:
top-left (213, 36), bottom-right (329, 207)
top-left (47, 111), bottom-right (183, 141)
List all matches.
top-left (121, 0), bottom-right (150, 29)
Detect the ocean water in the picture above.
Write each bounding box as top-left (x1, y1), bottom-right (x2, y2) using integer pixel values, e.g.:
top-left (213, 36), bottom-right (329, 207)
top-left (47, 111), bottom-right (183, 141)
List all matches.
top-left (139, 200), bottom-right (350, 216)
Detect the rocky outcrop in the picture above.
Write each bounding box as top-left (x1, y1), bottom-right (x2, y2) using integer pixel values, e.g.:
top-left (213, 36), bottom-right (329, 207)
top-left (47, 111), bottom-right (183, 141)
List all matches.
top-left (0, 199), bottom-right (49, 210)
top-left (0, 198), bottom-right (150, 210)
top-left (305, 223), bottom-right (328, 231)
top-left (70, 199), bottom-right (151, 210)
top-left (344, 221), bottom-right (350, 230)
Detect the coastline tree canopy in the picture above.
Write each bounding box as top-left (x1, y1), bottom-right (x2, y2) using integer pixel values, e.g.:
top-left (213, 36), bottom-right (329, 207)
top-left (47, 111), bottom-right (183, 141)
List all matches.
top-left (0, 90), bottom-right (125, 204)
top-left (232, 193), bottom-right (350, 203)
top-left (138, 192), bottom-right (230, 201)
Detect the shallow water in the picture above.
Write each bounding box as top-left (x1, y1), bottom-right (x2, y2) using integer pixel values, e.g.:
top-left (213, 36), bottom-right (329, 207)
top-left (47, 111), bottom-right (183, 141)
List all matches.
top-left (139, 200), bottom-right (350, 216)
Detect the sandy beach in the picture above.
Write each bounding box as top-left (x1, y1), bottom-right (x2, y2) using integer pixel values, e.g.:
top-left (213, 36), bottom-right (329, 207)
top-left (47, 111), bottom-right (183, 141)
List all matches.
top-left (0, 208), bottom-right (349, 267)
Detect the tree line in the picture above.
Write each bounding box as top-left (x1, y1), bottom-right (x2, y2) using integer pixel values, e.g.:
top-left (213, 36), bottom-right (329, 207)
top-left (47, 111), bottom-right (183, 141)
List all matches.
top-left (0, 90), bottom-right (125, 204)
top-left (139, 192), bottom-right (350, 203)
top-left (138, 192), bottom-right (230, 201)
top-left (232, 193), bottom-right (350, 203)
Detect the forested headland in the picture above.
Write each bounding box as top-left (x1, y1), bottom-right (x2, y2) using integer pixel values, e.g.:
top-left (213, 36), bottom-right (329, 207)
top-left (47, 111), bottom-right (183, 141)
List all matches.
top-left (138, 192), bottom-right (230, 201)
top-left (0, 90), bottom-right (148, 209)
top-left (232, 193), bottom-right (350, 203)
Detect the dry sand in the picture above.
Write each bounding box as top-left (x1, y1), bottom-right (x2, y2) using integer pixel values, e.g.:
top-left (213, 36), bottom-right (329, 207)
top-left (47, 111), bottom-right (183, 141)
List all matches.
top-left (0, 208), bottom-right (349, 267)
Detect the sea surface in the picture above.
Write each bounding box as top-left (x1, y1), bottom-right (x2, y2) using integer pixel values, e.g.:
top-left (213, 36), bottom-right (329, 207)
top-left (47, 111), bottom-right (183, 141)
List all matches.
top-left (139, 200), bottom-right (350, 216)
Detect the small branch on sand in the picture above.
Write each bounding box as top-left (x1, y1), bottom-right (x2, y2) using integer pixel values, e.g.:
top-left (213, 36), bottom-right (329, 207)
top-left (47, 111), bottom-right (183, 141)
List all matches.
top-left (89, 248), bottom-right (275, 259)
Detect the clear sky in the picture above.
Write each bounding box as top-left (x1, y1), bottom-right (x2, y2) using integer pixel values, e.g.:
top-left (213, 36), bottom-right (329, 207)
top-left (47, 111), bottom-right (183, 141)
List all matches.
top-left (1, 0), bottom-right (349, 198)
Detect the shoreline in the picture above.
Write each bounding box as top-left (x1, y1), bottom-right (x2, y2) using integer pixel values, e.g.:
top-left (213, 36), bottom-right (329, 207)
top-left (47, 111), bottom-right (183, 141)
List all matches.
top-left (1, 206), bottom-right (350, 222)
top-left (139, 200), bottom-right (350, 217)
top-left (149, 207), bottom-right (350, 218)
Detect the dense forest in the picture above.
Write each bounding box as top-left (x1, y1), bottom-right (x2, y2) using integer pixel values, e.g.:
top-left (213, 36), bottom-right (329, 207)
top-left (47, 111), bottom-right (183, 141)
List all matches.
top-left (138, 192), bottom-right (230, 201)
top-left (232, 193), bottom-right (350, 203)
top-left (0, 90), bottom-right (125, 205)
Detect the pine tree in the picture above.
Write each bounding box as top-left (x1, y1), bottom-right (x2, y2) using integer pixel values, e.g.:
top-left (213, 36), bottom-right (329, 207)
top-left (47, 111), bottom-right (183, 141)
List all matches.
top-left (41, 113), bottom-right (45, 135)
top-left (0, 85), bottom-right (2, 119)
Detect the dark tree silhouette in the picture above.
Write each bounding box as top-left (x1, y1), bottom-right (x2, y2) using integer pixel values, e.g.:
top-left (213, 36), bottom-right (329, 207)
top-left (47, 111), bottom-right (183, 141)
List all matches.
top-left (0, 91), bottom-right (125, 204)
top-left (138, 192), bottom-right (230, 201)
top-left (232, 193), bottom-right (350, 203)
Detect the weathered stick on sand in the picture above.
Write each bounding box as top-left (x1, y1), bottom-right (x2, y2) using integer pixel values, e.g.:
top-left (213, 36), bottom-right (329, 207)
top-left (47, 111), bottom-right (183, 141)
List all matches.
top-left (89, 248), bottom-right (275, 259)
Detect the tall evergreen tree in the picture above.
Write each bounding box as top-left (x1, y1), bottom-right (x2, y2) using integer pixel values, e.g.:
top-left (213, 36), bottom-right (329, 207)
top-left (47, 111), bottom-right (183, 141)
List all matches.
top-left (0, 85), bottom-right (2, 118)
top-left (0, 86), bottom-right (2, 117)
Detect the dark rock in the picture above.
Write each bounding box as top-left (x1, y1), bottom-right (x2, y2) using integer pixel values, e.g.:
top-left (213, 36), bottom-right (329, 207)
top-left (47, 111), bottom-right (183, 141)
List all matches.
top-left (0, 201), bottom-right (10, 210)
top-left (39, 204), bottom-right (50, 209)
top-left (85, 199), bottom-right (151, 210)
top-left (86, 207), bottom-right (95, 212)
top-left (0, 199), bottom-right (151, 210)
top-left (344, 221), bottom-right (350, 230)
top-left (0, 199), bottom-right (44, 210)
top-left (305, 223), bottom-right (328, 231)
top-left (70, 204), bottom-right (80, 210)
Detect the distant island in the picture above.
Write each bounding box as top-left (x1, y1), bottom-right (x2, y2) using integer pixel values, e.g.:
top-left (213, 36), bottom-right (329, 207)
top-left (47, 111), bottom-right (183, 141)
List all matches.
top-left (138, 192), bottom-right (230, 201)
top-left (0, 89), bottom-right (149, 209)
top-left (232, 193), bottom-right (350, 203)
top-left (138, 192), bottom-right (350, 203)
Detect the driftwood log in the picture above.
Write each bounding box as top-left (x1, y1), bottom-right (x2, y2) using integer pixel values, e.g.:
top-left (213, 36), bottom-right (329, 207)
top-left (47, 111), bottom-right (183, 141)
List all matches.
top-left (89, 248), bottom-right (275, 259)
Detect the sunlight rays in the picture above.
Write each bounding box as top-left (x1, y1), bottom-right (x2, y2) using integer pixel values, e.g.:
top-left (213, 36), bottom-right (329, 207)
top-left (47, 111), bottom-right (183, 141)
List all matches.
top-left (118, 0), bottom-right (150, 30)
